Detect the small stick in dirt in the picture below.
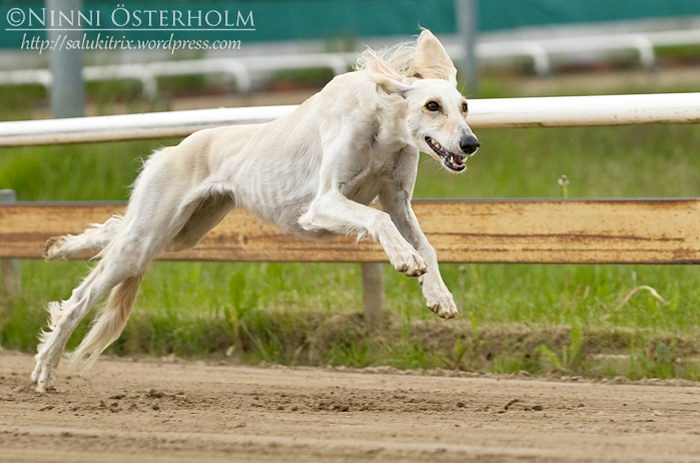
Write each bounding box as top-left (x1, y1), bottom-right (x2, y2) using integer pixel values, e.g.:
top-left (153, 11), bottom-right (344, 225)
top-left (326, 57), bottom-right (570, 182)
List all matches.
top-left (504, 399), bottom-right (520, 410)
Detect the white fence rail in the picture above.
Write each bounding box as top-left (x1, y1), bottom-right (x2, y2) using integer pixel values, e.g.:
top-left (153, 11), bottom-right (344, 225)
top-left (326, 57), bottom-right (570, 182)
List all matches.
top-left (473, 28), bottom-right (700, 75)
top-left (0, 93), bottom-right (699, 147)
top-left (2, 28), bottom-right (700, 94)
top-left (0, 53), bottom-right (358, 97)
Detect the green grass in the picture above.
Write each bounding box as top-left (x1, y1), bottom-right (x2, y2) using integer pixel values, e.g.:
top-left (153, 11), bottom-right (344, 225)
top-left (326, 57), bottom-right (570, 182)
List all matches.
top-left (1, 74), bottom-right (699, 380)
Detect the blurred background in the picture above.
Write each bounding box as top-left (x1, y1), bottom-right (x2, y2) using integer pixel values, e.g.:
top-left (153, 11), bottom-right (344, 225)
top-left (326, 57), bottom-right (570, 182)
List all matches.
top-left (3, 1), bottom-right (700, 116)
top-left (0, 1), bottom-right (699, 378)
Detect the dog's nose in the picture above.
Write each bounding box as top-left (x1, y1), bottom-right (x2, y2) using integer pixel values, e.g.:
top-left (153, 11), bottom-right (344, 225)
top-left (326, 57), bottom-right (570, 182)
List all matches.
top-left (459, 135), bottom-right (480, 155)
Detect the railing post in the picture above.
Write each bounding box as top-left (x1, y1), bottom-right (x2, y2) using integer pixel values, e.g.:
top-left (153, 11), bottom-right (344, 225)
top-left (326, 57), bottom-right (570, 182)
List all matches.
top-left (0, 190), bottom-right (21, 298)
top-left (361, 262), bottom-right (384, 330)
top-left (47, 0), bottom-right (85, 118)
top-left (456, 0), bottom-right (479, 93)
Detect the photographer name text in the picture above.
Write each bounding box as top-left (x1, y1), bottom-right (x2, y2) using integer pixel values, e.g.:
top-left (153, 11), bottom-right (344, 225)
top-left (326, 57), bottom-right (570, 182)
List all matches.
top-left (6, 4), bottom-right (255, 31)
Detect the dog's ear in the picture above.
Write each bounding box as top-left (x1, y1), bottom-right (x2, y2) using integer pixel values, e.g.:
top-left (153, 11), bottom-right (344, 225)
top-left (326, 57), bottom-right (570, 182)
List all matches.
top-left (414, 29), bottom-right (457, 85)
top-left (369, 74), bottom-right (411, 98)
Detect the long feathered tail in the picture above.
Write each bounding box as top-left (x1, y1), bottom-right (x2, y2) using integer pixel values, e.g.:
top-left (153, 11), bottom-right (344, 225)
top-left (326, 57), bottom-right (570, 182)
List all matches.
top-left (68, 274), bottom-right (143, 370)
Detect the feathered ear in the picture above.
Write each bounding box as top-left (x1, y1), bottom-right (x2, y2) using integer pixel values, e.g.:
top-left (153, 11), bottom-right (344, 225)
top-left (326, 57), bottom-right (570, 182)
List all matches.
top-left (369, 74), bottom-right (411, 98)
top-left (413, 29), bottom-right (457, 85)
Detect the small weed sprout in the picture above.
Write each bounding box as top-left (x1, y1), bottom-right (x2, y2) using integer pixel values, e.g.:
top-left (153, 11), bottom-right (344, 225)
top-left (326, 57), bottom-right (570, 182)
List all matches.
top-left (536, 318), bottom-right (585, 373)
top-left (615, 285), bottom-right (669, 310)
top-left (558, 175), bottom-right (570, 198)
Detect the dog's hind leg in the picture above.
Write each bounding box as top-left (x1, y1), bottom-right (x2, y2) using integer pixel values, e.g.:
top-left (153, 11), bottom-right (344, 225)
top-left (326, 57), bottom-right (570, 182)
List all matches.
top-left (32, 151), bottom-right (214, 391)
top-left (56, 192), bottom-right (234, 381)
top-left (44, 215), bottom-right (124, 261)
top-left (31, 251), bottom-right (143, 392)
top-left (168, 191), bottom-right (234, 252)
top-left (32, 189), bottom-right (228, 392)
top-left (32, 211), bottom-right (187, 392)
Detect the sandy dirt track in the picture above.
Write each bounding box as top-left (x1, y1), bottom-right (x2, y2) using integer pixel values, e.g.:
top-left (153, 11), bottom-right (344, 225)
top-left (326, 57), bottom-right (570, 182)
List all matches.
top-left (1, 352), bottom-right (699, 462)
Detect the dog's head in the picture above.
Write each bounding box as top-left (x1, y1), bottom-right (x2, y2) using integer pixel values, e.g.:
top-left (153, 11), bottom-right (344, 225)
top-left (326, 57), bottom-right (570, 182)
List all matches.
top-left (373, 30), bottom-right (479, 173)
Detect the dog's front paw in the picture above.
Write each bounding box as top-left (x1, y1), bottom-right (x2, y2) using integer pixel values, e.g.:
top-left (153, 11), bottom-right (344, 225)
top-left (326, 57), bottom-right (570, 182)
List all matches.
top-left (390, 250), bottom-right (427, 277)
top-left (426, 291), bottom-right (458, 319)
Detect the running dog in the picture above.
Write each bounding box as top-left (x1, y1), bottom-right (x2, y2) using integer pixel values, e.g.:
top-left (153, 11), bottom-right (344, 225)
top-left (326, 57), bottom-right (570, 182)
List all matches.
top-left (33, 29), bottom-right (479, 392)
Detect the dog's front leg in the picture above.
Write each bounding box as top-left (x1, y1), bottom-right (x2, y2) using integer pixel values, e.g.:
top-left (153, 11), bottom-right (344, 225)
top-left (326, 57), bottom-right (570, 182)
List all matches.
top-left (379, 189), bottom-right (458, 319)
top-left (299, 192), bottom-right (427, 277)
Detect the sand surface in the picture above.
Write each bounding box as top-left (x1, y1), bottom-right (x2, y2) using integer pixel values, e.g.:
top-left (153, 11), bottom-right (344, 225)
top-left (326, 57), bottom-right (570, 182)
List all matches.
top-left (1, 351), bottom-right (699, 462)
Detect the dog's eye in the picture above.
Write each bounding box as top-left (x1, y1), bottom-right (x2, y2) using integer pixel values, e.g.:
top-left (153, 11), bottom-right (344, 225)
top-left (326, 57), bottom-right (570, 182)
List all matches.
top-left (462, 102), bottom-right (468, 113)
top-left (425, 101), bottom-right (440, 111)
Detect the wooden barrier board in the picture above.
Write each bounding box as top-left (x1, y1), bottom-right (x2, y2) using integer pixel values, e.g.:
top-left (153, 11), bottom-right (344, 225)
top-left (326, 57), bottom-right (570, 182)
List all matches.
top-left (0, 199), bottom-right (698, 264)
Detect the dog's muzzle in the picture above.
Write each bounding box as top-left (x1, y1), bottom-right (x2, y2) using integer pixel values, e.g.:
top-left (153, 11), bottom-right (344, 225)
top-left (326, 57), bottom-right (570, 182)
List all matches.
top-left (425, 136), bottom-right (466, 172)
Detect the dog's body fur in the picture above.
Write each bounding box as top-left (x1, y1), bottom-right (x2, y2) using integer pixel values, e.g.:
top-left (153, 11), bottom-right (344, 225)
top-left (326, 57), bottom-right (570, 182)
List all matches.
top-left (32, 30), bottom-right (479, 392)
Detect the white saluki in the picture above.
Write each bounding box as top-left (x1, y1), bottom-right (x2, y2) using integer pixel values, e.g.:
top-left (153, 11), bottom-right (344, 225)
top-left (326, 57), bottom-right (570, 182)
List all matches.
top-left (33, 29), bottom-right (480, 392)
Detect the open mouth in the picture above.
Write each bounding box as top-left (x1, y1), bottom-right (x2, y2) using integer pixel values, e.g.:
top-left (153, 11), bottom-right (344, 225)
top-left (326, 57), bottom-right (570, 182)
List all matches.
top-left (425, 137), bottom-right (466, 172)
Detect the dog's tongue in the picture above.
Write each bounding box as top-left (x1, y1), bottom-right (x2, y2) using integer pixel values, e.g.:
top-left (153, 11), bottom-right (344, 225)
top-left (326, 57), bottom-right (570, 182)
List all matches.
top-left (451, 153), bottom-right (464, 166)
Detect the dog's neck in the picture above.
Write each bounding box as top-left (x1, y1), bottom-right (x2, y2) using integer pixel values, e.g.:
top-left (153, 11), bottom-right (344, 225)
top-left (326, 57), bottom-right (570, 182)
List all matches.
top-left (373, 96), bottom-right (412, 152)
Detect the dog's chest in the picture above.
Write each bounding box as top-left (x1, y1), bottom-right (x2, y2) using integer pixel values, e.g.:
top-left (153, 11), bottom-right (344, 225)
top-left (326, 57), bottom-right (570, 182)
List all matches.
top-left (341, 146), bottom-right (404, 205)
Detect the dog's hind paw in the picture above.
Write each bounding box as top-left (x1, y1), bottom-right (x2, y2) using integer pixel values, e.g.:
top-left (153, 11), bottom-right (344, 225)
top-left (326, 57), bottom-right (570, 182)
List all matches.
top-left (43, 236), bottom-right (66, 261)
top-left (31, 355), bottom-right (57, 393)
